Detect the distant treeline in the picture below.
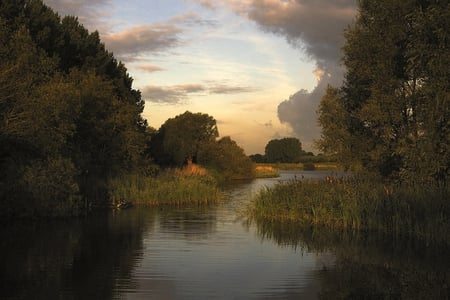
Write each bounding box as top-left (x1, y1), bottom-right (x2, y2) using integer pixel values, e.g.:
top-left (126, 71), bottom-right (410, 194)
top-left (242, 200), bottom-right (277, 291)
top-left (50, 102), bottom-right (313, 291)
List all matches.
top-left (249, 137), bottom-right (334, 164)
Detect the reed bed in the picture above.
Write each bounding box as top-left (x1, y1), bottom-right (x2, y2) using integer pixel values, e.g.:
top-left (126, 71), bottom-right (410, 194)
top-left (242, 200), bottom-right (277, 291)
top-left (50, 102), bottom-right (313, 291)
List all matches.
top-left (247, 176), bottom-right (450, 243)
top-left (109, 171), bottom-right (221, 207)
top-left (254, 165), bottom-right (280, 178)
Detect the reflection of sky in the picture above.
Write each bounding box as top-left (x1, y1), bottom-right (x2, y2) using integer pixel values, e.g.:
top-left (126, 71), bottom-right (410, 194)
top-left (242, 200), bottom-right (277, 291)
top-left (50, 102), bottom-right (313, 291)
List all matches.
top-left (121, 171), bottom-right (334, 299)
top-left (125, 215), bottom-right (322, 299)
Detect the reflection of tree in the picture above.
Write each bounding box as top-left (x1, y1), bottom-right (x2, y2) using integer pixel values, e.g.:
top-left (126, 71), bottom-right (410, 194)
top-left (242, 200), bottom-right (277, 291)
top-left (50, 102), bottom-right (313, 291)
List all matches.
top-left (156, 207), bottom-right (218, 241)
top-left (250, 218), bottom-right (450, 299)
top-left (0, 209), bottom-right (153, 299)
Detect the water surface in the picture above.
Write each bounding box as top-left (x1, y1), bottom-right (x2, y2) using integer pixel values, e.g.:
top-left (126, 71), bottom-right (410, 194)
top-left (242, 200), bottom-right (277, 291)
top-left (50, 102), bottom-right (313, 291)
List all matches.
top-left (1, 171), bottom-right (448, 299)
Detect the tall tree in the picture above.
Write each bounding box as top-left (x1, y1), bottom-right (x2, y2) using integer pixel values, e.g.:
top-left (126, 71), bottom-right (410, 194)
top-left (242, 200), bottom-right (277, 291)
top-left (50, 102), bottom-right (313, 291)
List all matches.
top-left (150, 111), bottom-right (219, 166)
top-left (318, 0), bottom-right (449, 182)
top-left (0, 0), bottom-right (148, 215)
top-left (265, 138), bottom-right (303, 163)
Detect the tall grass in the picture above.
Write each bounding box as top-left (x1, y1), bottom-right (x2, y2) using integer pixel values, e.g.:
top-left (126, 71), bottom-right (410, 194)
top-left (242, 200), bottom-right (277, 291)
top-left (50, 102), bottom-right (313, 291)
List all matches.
top-left (254, 165), bottom-right (280, 178)
top-left (109, 171), bottom-right (221, 207)
top-left (247, 176), bottom-right (450, 243)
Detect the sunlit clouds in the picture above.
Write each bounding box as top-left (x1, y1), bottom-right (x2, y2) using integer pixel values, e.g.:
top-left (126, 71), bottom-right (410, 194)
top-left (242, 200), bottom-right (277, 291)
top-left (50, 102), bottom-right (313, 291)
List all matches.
top-left (102, 24), bottom-right (182, 58)
top-left (43, 0), bottom-right (357, 153)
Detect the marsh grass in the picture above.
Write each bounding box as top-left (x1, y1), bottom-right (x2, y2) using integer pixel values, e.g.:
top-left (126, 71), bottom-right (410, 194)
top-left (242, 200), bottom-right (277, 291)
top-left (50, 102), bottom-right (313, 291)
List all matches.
top-left (109, 171), bottom-right (221, 207)
top-left (254, 165), bottom-right (280, 178)
top-left (247, 176), bottom-right (450, 243)
top-left (255, 162), bottom-right (341, 172)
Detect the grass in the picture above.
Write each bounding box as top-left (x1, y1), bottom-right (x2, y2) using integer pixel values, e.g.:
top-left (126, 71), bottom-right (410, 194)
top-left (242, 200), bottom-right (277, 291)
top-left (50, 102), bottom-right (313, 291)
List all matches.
top-left (255, 162), bottom-right (341, 172)
top-left (109, 168), bottom-right (221, 207)
top-left (254, 165), bottom-right (280, 178)
top-left (246, 176), bottom-right (450, 244)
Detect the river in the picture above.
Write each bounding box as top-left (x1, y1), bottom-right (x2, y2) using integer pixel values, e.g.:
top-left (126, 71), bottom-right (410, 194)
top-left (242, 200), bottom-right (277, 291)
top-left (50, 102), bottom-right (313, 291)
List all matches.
top-left (1, 171), bottom-right (448, 299)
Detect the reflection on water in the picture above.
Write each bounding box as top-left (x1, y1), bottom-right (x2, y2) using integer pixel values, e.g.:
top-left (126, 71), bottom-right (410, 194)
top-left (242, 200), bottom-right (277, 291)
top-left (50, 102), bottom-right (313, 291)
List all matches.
top-left (1, 171), bottom-right (448, 299)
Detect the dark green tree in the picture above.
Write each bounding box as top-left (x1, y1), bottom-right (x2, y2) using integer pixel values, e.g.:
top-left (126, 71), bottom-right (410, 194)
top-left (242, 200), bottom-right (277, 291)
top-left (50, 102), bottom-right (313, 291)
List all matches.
top-left (318, 0), bottom-right (449, 182)
top-left (198, 136), bottom-right (254, 180)
top-left (0, 0), bottom-right (148, 216)
top-left (150, 111), bottom-right (219, 166)
top-left (264, 138), bottom-right (303, 163)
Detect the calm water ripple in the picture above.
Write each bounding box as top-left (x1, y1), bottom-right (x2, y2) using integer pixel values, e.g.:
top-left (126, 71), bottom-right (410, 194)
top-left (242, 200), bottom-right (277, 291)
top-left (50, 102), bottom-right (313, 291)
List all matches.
top-left (1, 170), bottom-right (448, 299)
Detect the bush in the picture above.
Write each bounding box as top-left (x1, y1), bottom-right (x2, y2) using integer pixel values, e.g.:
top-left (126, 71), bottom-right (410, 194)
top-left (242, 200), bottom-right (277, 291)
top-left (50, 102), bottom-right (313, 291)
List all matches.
top-left (302, 162), bottom-right (316, 171)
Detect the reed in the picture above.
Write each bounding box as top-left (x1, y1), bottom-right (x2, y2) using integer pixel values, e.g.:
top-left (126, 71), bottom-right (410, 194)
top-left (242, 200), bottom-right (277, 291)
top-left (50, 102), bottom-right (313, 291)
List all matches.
top-left (109, 171), bottom-right (221, 207)
top-left (247, 176), bottom-right (450, 243)
top-left (254, 165), bottom-right (280, 178)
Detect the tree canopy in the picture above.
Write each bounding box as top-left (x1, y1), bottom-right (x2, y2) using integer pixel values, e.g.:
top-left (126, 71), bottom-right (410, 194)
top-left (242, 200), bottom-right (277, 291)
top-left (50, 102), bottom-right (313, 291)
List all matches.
top-left (198, 136), bottom-right (254, 180)
top-left (264, 138), bottom-right (303, 163)
top-left (149, 111), bottom-right (254, 180)
top-left (317, 0), bottom-right (449, 182)
top-left (149, 111), bottom-right (219, 166)
top-left (0, 0), bottom-right (147, 216)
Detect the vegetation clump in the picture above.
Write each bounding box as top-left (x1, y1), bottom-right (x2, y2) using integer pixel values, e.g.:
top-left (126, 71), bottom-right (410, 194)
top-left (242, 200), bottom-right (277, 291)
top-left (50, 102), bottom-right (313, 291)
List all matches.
top-left (109, 169), bottom-right (221, 207)
top-left (247, 176), bottom-right (450, 243)
top-left (254, 165), bottom-right (280, 178)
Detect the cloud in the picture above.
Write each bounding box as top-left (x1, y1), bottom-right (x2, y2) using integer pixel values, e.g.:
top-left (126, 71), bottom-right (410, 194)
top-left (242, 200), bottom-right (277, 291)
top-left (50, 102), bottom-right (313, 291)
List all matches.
top-left (43, 0), bottom-right (112, 32)
top-left (142, 84), bottom-right (205, 104)
top-left (135, 65), bottom-right (166, 72)
top-left (209, 84), bottom-right (257, 94)
top-left (102, 24), bottom-right (182, 59)
top-left (143, 82), bottom-right (257, 104)
top-left (242, 0), bottom-right (356, 67)
top-left (198, 0), bottom-right (357, 150)
top-left (168, 12), bottom-right (218, 27)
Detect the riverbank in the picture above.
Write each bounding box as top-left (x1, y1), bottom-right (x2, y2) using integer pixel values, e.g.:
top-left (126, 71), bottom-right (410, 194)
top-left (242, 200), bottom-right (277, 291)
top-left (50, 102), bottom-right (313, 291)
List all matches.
top-left (247, 176), bottom-right (450, 244)
top-left (254, 162), bottom-right (341, 178)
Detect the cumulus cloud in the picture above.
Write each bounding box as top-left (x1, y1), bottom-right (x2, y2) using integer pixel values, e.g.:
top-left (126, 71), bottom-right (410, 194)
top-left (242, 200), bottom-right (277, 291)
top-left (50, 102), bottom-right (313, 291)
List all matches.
top-left (197, 0), bottom-right (357, 150)
top-left (143, 82), bottom-right (257, 104)
top-left (278, 65), bottom-right (344, 145)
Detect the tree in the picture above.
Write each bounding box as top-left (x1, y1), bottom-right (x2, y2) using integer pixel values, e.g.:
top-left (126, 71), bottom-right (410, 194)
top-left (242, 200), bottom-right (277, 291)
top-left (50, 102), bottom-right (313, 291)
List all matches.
top-left (264, 138), bottom-right (303, 163)
top-left (150, 111), bottom-right (219, 166)
top-left (317, 0), bottom-right (449, 182)
top-left (0, 0), bottom-right (148, 216)
top-left (316, 86), bottom-right (362, 170)
top-left (198, 136), bottom-right (254, 180)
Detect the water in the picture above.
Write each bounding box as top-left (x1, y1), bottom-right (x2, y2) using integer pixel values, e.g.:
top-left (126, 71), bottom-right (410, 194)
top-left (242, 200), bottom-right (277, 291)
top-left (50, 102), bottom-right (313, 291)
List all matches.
top-left (1, 171), bottom-right (448, 299)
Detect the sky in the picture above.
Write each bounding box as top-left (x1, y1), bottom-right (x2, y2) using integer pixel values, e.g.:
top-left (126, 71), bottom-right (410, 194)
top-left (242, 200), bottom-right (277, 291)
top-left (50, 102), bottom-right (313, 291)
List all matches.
top-left (43, 0), bottom-right (357, 154)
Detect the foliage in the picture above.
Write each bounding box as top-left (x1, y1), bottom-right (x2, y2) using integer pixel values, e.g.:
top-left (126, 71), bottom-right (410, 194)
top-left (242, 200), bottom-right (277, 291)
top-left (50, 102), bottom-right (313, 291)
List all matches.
top-left (254, 165), bottom-right (280, 178)
top-left (264, 137), bottom-right (303, 163)
top-left (109, 171), bottom-right (221, 207)
top-left (317, 0), bottom-right (450, 182)
top-left (149, 111), bottom-right (218, 167)
top-left (0, 0), bottom-right (146, 217)
top-left (249, 153), bottom-right (266, 163)
top-left (149, 112), bottom-right (254, 180)
top-left (247, 176), bottom-right (450, 243)
top-left (198, 136), bottom-right (254, 180)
